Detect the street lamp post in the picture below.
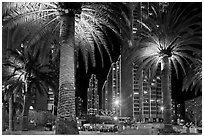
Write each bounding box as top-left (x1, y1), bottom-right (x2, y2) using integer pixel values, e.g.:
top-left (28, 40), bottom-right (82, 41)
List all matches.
top-left (160, 106), bottom-right (164, 121)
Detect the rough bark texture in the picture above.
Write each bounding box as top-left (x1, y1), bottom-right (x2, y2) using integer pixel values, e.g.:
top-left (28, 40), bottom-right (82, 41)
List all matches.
top-left (56, 12), bottom-right (78, 134)
top-left (2, 103), bottom-right (6, 131)
top-left (161, 56), bottom-right (173, 131)
top-left (9, 94), bottom-right (14, 131)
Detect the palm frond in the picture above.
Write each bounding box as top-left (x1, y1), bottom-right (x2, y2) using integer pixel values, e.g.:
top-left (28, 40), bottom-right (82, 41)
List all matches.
top-left (3, 2), bottom-right (131, 71)
top-left (182, 59), bottom-right (202, 95)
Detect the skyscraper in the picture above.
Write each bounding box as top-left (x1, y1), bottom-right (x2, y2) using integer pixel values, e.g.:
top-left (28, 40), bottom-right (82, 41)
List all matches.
top-left (101, 56), bottom-right (121, 117)
top-left (87, 74), bottom-right (99, 116)
top-left (132, 65), bottom-right (163, 123)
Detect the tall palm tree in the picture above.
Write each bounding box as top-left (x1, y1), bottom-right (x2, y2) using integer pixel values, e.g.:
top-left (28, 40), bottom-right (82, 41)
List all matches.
top-left (3, 48), bottom-right (55, 131)
top-left (128, 2), bottom-right (201, 132)
top-left (2, 2), bottom-right (131, 134)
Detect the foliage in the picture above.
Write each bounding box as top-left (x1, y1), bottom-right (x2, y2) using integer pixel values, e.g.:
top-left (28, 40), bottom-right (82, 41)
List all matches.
top-left (2, 47), bottom-right (57, 130)
top-left (85, 115), bottom-right (115, 124)
top-left (2, 2), bottom-right (131, 71)
top-left (2, 48), bottom-right (55, 98)
top-left (55, 118), bottom-right (78, 134)
top-left (182, 58), bottom-right (202, 95)
top-left (28, 110), bottom-right (56, 126)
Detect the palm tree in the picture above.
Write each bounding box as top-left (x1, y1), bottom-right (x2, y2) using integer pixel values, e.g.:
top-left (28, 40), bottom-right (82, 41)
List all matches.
top-left (2, 85), bottom-right (14, 131)
top-left (128, 2), bottom-right (201, 132)
top-left (2, 2), bottom-right (131, 134)
top-left (2, 84), bottom-right (24, 131)
top-left (3, 48), bottom-right (55, 131)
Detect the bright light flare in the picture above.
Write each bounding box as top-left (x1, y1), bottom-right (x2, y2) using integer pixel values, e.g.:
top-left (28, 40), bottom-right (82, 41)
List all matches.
top-left (113, 116), bottom-right (118, 121)
top-left (160, 106), bottom-right (164, 111)
top-left (114, 100), bottom-right (119, 105)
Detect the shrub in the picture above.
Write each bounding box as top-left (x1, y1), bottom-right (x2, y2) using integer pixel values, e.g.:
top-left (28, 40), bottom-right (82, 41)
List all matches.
top-left (55, 118), bottom-right (79, 134)
top-left (28, 110), bottom-right (56, 126)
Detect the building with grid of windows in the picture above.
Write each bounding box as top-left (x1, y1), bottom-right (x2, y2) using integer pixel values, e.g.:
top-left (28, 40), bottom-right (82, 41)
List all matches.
top-left (87, 74), bottom-right (99, 116)
top-left (132, 65), bottom-right (163, 123)
top-left (120, 2), bottom-right (168, 122)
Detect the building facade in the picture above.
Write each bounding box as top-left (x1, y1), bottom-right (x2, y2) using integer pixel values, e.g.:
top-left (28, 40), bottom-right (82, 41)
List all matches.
top-left (132, 65), bottom-right (163, 123)
top-left (87, 74), bottom-right (99, 115)
top-left (101, 56), bottom-right (121, 117)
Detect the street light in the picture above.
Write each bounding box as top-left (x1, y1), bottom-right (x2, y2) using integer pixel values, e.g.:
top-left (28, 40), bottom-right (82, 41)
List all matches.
top-left (160, 106), bottom-right (164, 119)
top-left (114, 99), bottom-right (119, 106)
top-left (114, 116), bottom-right (118, 121)
top-left (160, 106), bottom-right (164, 111)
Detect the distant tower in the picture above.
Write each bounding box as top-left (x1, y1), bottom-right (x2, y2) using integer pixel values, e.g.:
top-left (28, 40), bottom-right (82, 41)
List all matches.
top-left (87, 74), bottom-right (99, 116)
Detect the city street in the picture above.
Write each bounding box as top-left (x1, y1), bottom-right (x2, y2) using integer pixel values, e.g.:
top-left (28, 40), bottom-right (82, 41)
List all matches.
top-left (2, 127), bottom-right (202, 135)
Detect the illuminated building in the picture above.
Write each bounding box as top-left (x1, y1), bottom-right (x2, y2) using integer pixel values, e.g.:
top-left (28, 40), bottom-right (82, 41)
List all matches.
top-left (101, 56), bottom-right (121, 116)
top-left (132, 65), bottom-right (163, 123)
top-left (76, 96), bottom-right (84, 117)
top-left (87, 74), bottom-right (99, 115)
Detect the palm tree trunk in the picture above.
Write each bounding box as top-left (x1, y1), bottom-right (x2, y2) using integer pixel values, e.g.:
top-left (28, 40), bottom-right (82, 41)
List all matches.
top-left (9, 94), bottom-right (14, 131)
top-left (21, 81), bottom-right (31, 131)
top-left (2, 102), bottom-right (6, 131)
top-left (161, 56), bottom-right (173, 131)
top-left (56, 11), bottom-right (78, 134)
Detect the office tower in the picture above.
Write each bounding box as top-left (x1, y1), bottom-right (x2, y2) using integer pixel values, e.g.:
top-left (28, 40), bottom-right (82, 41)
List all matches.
top-left (112, 56), bottom-right (121, 117)
top-left (132, 65), bottom-right (163, 123)
top-left (87, 74), bottom-right (99, 116)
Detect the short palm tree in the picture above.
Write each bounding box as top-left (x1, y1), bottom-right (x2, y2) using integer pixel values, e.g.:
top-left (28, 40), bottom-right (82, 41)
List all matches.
top-left (129, 2), bottom-right (201, 131)
top-left (2, 84), bottom-right (24, 131)
top-left (3, 48), bottom-right (55, 131)
top-left (2, 2), bottom-right (131, 134)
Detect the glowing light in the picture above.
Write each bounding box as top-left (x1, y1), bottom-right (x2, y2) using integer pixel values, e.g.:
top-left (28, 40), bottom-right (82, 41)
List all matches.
top-left (113, 116), bottom-right (118, 121)
top-left (160, 106), bottom-right (164, 111)
top-left (29, 106), bottom-right (34, 110)
top-left (114, 99), bottom-right (119, 105)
